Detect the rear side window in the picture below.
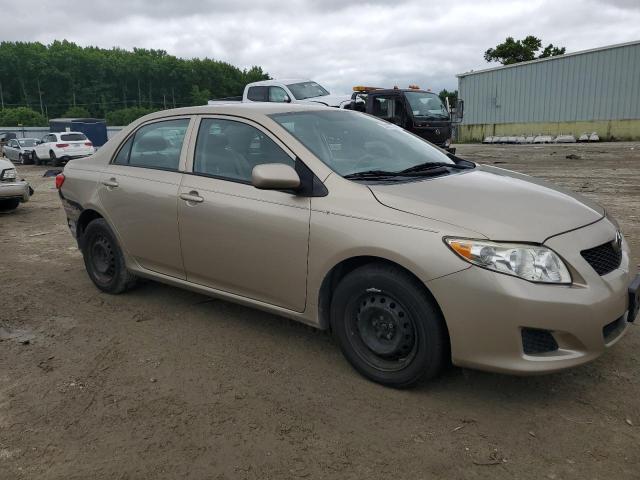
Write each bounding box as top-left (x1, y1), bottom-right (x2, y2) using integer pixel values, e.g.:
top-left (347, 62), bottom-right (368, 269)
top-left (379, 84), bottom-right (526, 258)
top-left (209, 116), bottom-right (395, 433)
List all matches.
top-left (61, 133), bottom-right (87, 141)
top-left (121, 119), bottom-right (189, 170)
top-left (247, 86), bottom-right (268, 102)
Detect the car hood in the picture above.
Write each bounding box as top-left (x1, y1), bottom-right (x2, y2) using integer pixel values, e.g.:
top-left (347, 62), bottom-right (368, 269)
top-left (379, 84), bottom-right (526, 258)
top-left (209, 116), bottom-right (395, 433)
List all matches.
top-left (369, 164), bottom-right (604, 243)
top-left (303, 94), bottom-right (351, 108)
top-left (0, 158), bottom-right (14, 170)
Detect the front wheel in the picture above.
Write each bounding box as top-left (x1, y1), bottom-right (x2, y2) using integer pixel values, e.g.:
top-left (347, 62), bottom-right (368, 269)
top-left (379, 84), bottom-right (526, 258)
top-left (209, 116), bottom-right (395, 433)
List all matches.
top-left (33, 151), bottom-right (42, 165)
top-left (82, 218), bottom-right (137, 294)
top-left (330, 263), bottom-right (449, 388)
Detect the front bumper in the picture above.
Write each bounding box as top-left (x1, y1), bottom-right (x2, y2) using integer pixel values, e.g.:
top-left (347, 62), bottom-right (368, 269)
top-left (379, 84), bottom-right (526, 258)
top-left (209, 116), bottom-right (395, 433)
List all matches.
top-left (428, 218), bottom-right (636, 374)
top-left (0, 180), bottom-right (31, 202)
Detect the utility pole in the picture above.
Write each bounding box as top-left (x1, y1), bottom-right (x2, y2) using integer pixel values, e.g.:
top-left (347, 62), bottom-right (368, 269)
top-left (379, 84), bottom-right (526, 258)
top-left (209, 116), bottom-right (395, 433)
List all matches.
top-left (163, 93), bottom-right (167, 109)
top-left (0, 81), bottom-right (4, 110)
top-left (148, 81), bottom-right (152, 108)
top-left (72, 89), bottom-right (76, 107)
top-left (137, 79), bottom-right (142, 107)
top-left (172, 87), bottom-right (176, 108)
top-left (37, 78), bottom-right (44, 116)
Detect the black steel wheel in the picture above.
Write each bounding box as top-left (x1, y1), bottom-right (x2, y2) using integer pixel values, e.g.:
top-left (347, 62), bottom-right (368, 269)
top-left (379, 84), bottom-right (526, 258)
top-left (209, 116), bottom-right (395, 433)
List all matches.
top-left (82, 218), bottom-right (137, 294)
top-left (330, 263), bottom-right (448, 388)
top-left (347, 292), bottom-right (418, 372)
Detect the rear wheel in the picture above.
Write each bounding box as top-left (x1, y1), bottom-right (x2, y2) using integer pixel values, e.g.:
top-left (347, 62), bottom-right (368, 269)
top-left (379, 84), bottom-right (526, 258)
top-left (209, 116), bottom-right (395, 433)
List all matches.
top-left (330, 263), bottom-right (448, 388)
top-left (0, 198), bottom-right (20, 211)
top-left (82, 218), bottom-right (137, 294)
top-left (50, 151), bottom-right (61, 167)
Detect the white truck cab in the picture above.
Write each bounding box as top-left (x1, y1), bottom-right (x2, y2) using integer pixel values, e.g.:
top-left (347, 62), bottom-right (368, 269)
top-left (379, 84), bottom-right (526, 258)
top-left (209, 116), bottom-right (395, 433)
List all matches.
top-left (240, 79), bottom-right (351, 108)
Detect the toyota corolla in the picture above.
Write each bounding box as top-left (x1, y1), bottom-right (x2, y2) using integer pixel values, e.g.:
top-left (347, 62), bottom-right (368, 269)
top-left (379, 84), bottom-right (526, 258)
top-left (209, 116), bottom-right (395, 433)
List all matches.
top-left (56, 104), bottom-right (639, 387)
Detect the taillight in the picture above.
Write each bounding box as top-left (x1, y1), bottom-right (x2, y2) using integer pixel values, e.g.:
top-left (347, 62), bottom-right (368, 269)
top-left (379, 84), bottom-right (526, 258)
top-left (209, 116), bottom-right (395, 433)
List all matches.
top-left (84, 142), bottom-right (93, 146)
top-left (55, 173), bottom-right (65, 189)
top-left (56, 143), bottom-right (69, 148)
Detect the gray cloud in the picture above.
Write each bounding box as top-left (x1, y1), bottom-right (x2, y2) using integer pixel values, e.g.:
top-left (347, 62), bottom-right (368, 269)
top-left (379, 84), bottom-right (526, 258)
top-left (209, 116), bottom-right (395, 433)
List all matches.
top-left (4, 0), bottom-right (640, 95)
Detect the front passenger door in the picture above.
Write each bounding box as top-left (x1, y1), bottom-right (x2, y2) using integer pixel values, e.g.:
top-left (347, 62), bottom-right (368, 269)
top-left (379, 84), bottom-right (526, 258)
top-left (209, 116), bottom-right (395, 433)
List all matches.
top-left (178, 117), bottom-right (310, 312)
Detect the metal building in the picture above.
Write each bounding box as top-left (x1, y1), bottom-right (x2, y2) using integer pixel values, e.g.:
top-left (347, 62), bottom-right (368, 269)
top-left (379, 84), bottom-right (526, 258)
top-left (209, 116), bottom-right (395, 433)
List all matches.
top-left (456, 40), bottom-right (640, 142)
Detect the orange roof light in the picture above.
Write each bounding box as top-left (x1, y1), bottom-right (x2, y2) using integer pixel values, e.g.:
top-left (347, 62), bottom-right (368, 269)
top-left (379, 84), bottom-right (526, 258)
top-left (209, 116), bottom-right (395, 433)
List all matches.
top-left (408, 84), bottom-right (421, 90)
top-left (353, 86), bottom-right (382, 92)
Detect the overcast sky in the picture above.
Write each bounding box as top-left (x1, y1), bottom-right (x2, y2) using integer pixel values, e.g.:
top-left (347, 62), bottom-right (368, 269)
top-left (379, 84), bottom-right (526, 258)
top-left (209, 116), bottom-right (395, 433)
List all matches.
top-left (3, 0), bottom-right (639, 95)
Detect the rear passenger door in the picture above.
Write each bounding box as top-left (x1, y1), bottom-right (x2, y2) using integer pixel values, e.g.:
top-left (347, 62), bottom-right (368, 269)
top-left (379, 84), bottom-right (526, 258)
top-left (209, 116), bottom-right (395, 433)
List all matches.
top-left (98, 117), bottom-right (194, 279)
top-left (178, 116), bottom-right (310, 312)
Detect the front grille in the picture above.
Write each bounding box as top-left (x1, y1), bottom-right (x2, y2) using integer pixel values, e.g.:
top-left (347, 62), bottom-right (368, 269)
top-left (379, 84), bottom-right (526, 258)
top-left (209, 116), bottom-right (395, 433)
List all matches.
top-left (522, 328), bottom-right (559, 354)
top-left (581, 240), bottom-right (622, 276)
top-left (603, 316), bottom-right (626, 342)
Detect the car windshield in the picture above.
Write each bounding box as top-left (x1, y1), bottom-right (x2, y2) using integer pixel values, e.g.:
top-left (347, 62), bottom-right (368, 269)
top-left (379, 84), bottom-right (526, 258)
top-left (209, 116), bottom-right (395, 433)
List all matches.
top-left (19, 139), bottom-right (37, 147)
top-left (269, 110), bottom-right (454, 176)
top-left (286, 82), bottom-right (330, 100)
top-left (404, 91), bottom-right (449, 119)
top-left (61, 133), bottom-right (87, 141)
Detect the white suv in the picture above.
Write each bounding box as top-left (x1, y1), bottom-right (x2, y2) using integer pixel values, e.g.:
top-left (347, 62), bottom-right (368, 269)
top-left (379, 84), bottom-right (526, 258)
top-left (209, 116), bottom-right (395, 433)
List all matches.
top-left (33, 132), bottom-right (96, 166)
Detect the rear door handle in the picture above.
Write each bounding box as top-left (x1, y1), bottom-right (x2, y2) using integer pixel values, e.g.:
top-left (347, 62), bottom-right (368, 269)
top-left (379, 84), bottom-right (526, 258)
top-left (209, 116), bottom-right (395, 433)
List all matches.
top-left (180, 191), bottom-right (204, 203)
top-left (102, 178), bottom-right (119, 188)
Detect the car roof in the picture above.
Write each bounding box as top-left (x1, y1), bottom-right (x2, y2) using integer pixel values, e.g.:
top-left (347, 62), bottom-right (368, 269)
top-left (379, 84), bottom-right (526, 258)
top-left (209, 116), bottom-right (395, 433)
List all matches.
top-left (54, 131), bottom-right (85, 135)
top-left (247, 79), bottom-right (311, 87)
top-left (137, 102), bottom-right (335, 123)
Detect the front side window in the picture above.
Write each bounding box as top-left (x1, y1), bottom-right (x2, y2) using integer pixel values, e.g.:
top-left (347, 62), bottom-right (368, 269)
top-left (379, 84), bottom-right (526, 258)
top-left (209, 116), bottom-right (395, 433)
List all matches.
top-left (268, 87), bottom-right (289, 103)
top-left (286, 81), bottom-right (330, 100)
top-left (115, 119), bottom-right (188, 170)
top-left (270, 110), bottom-right (453, 177)
top-left (193, 118), bottom-right (294, 183)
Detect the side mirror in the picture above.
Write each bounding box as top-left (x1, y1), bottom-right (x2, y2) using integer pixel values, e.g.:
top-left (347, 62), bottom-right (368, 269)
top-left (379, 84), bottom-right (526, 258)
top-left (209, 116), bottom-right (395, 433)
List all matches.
top-left (455, 99), bottom-right (464, 122)
top-left (284, 95), bottom-right (292, 103)
top-left (252, 163), bottom-right (300, 190)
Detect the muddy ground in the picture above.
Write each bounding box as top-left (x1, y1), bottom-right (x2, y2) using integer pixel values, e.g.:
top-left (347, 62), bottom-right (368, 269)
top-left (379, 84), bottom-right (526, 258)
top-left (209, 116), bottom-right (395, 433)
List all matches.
top-left (1, 142), bottom-right (639, 479)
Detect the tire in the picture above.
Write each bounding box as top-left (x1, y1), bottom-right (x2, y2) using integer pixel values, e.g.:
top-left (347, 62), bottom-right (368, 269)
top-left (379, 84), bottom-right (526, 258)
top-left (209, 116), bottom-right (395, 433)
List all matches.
top-left (330, 263), bottom-right (448, 388)
top-left (0, 198), bottom-right (20, 211)
top-left (22, 153), bottom-right (34, 165)
top-left (81, 218), bottom-right (137, 294)
top-left (50, 151), bottom-right (61, 167)
top-left (33, 151), bottom-right (41, 165)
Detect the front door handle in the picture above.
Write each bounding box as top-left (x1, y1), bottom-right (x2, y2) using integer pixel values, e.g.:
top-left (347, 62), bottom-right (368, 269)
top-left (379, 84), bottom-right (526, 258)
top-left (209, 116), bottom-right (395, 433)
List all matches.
top-left (102, 178), bottom-right (119, 188)
top-left (180, 191), bottom-right (204, 204)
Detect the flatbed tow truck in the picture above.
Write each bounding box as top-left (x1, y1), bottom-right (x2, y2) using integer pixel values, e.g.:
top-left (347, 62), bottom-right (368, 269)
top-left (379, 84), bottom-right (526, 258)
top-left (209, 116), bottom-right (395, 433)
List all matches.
top-left (344, 85), bottom-right (463, 153)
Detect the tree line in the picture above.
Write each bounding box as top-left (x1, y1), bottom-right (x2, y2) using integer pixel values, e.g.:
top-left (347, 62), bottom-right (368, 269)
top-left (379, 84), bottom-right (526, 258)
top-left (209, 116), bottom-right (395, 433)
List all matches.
top-left (0, 40), bottom-right (268, 126)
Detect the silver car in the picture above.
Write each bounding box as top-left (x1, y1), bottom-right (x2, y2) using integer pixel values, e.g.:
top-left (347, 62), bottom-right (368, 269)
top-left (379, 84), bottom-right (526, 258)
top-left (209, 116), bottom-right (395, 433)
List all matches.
top-left (0, 157), bottom-right (31, 211)
top-left (2, 138), bottom-right (39, 165)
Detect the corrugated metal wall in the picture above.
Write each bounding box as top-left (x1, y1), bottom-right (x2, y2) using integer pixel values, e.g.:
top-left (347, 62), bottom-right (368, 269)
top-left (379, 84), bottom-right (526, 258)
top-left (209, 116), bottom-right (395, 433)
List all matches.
top-left (458, 41), bottom-right (640, 125)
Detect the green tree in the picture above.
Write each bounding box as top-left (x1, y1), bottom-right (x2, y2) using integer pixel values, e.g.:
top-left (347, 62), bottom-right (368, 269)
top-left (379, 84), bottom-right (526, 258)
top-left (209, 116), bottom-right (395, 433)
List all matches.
top-left (190, 85), bottom-right (211, 106)
top-left (484, 36), bottom-right (566, 65)
top-left (0, 40), bottom-right (270, 120)
top-left (438, 89), bottom-right (458, 107)
top-left (61, 106), bottom-right (91, 118)
top-left (0, 107), bottom-right (47, 126)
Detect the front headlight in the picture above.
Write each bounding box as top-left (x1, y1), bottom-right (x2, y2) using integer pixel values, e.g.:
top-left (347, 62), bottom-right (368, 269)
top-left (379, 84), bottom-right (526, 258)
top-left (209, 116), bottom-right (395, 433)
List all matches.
top-left (1, 168), bottom-right (17, 181)
top-left (445, 238), bottom-right (571, 284)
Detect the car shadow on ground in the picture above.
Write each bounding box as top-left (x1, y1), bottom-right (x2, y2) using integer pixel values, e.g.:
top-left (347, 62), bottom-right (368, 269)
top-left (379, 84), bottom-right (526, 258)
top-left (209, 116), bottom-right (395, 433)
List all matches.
top-left (127, 279), bottom-right (620, 402)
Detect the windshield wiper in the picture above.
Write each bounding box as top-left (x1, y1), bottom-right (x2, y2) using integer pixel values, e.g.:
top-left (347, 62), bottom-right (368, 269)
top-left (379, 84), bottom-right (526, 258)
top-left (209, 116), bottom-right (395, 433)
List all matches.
top-left (398, 162), bottom-right (472, 174)
top-left (343, 169), bottom-right (401, 180)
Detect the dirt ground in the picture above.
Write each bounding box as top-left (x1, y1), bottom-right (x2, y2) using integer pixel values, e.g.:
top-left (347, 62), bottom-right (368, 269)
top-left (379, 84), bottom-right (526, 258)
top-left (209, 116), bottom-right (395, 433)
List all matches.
top-left (1, 142), bottom-right (639, 479)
